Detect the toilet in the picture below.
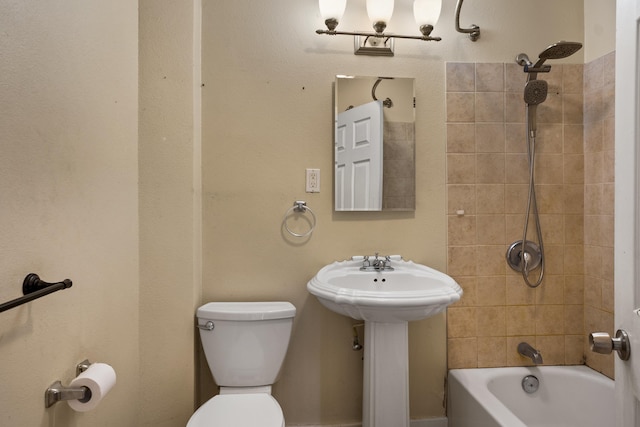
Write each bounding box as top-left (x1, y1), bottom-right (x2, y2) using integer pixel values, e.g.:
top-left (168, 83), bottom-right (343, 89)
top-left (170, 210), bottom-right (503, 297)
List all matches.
top-left (187, 301), bottom-right (296, 427)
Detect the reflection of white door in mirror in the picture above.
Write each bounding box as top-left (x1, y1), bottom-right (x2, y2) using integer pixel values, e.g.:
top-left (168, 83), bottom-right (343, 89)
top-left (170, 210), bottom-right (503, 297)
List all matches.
top-left (335, 100), bottom-right (383, 211)
top-left (335, 75), bottom-right (415, 212)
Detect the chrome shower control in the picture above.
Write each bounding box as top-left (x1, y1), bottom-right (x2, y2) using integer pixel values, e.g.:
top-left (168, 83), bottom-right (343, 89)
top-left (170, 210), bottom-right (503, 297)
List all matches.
top-left (506, 240), bottom-right (542, 272)
top-left (589, 329), bottom-right (630, 361)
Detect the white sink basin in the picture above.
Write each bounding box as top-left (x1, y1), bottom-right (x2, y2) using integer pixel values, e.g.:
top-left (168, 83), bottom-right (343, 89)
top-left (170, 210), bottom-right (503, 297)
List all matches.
top-left (307, 257), bottom-right (462, 323)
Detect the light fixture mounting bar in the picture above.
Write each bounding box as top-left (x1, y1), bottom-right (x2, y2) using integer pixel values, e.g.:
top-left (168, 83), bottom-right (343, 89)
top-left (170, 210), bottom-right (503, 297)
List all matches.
top-left (315, 29), bottom-right (441, 42)
top-left (353, 35), bottom-right (395, 56)
top-left (316, 28), bottom-right (441, 57)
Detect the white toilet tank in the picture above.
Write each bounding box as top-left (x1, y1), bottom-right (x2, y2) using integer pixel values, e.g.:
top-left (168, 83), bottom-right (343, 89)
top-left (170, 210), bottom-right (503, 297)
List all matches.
top-left (196, 301), bottom-right (296, 387)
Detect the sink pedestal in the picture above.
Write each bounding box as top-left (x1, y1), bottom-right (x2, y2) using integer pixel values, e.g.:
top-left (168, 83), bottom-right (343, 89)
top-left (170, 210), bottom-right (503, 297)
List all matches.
top-left (307, 258), bottom-right (463, 427)
top-left (363, 321), bottom-right (410, 427)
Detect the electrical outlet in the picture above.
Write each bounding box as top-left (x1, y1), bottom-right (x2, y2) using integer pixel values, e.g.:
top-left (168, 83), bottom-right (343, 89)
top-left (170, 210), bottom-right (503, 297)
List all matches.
top-left (306, 168), bottom-right (320, 193)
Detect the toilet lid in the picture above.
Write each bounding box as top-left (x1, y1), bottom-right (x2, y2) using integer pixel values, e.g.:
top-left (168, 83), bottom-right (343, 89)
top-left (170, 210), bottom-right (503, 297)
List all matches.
top-left (187, 394), bottom-right (284, 427)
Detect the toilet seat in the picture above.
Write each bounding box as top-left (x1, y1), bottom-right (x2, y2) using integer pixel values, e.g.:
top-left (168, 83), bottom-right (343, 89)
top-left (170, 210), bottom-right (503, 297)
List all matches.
top-left (186, 393), bottom-right (284, 427)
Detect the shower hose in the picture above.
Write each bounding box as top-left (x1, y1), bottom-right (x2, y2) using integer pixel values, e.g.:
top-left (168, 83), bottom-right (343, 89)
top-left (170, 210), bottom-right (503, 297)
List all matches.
top-left (521, 109), bottom-right (545, 288)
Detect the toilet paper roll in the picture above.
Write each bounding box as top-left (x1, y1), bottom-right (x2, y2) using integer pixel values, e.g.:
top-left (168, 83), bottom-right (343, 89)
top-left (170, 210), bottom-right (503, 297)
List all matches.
top-left (67, 363), bottom-right (116, 412)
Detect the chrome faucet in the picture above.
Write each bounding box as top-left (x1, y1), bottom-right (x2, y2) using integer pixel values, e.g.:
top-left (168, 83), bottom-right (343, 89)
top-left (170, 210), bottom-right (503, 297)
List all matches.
top-left (360, 253), bottom-right (395, 271)
top-left (518, 342), bottom-right (543, 364)
top-left (371, 254), bottom-right (386, 270)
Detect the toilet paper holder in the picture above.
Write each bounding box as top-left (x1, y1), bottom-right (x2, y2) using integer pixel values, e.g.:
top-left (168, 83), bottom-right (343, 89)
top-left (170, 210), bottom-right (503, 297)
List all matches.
top-left (44, 359), bottom-right (92, 408)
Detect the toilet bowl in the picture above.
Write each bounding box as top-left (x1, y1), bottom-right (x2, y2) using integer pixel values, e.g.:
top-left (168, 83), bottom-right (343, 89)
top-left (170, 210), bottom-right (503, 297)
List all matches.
top-left (187, 393), bottom-right (284, 427)
top-left (187, 301), bottom-right (295, 427)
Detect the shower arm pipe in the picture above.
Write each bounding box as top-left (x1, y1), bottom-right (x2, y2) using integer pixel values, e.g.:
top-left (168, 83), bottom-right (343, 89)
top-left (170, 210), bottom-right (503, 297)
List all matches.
top-left (516, 54), bottom-right (551, 77)
top-left (0, 274), bottom-right (73, 314)
top-left (454, 0), bottom-right (480, 41)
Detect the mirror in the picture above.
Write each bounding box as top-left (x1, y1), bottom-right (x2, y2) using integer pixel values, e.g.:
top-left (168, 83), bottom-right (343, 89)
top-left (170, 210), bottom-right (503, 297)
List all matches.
top-left (334, 75), bottom-right (415, 211)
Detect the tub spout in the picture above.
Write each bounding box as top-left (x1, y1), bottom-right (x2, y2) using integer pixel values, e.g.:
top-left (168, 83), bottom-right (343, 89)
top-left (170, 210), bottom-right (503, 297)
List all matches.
top-left (518, 342), bottom-right (543, 364)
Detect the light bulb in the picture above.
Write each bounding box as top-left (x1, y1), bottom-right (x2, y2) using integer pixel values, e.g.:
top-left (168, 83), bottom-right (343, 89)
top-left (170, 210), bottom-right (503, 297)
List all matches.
top-left (366, 0), bottom-right (394, 31)
top-left (319, 0), bottom-right (347, 30)
top-left (413, 0), bottom-right (441, 26)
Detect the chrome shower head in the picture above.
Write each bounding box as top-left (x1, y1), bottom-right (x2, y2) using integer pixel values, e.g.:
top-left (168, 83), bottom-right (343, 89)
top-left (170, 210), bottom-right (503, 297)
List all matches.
top-left (538, 41), bottom-right (583, 60)
top-left (517, 41), bottom-right (583, 76)
top-left (524, 79), bottom-right (548, 137)
top-left (532, 41), bottom-right (582, 69)
top-left (524, 79), bottom-right (548, 106)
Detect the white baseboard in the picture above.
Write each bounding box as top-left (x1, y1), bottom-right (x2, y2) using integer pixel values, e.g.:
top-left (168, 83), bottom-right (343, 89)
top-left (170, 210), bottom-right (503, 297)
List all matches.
top-left (286, 424), bottom-right (360, 427)
top-left (411, 417), bottom-right (448, 427)
top-left (287, 417), bottom-right (447, 427)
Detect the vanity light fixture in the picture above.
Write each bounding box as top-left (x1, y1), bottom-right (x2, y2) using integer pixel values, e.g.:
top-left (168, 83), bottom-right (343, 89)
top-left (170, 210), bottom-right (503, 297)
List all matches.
top-left (316, 0), bottom-right (442, 57)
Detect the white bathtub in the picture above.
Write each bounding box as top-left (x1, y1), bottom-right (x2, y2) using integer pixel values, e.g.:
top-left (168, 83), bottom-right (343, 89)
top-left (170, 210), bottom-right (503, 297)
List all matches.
top-left (447, 365), bottom-right (614, 427)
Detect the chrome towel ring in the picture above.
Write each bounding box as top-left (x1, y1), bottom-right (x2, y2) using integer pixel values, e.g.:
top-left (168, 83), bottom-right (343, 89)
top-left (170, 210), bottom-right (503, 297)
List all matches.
top-left (283, 201), bottom-right (316, 237)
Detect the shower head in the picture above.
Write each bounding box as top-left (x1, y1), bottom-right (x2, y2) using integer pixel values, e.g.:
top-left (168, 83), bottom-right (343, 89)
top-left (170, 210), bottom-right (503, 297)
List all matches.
top-left (524, 79), bottom-right (548, 137)
top-left (517, 41), bottom-right (583, 76)
top-left (539, 41), bottom-right (583, 60)
top-left (524, 79), bottom-right (548, 106)
top-left (532, 41), bottom-right (582, 69)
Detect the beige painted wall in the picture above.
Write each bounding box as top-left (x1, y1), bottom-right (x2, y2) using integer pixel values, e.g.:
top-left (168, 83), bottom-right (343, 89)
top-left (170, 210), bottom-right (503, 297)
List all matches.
top-left (584, 0), bottom-right (616, 61)
top-left (201, 0), bottom-right (584, 424)
top-left (0, 0), bottom-right (616, 426)
top-left (0, 1), bottom-right (139, 426)
top-left (139, 1), bottom-right (201, 426)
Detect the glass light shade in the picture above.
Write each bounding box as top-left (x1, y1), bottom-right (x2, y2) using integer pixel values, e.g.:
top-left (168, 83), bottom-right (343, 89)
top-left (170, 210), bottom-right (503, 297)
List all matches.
top-left (413, 0), bottom-right (441, 26)
top-left (366, 0), bottom-right (394, 25)
top-left (319, 0), bottom-right (347, 21)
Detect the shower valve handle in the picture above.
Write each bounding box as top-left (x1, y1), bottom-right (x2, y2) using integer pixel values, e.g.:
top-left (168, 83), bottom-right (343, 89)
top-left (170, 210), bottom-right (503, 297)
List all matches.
top-left (589, 329), bottom-right (630, 361)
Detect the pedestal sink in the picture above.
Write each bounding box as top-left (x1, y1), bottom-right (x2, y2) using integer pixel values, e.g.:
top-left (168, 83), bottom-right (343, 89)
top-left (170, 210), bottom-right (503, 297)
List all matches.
top-left (307, 256), bottom-right (462, 427)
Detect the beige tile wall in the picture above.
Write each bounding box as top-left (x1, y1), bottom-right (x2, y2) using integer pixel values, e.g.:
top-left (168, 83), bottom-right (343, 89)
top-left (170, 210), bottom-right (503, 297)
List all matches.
top-left (445, 61), bottom-right (596, 370)
top-left (383, 121), bottom-right (416, 210)
top-left (583, 52), bottom-right (616, 378)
